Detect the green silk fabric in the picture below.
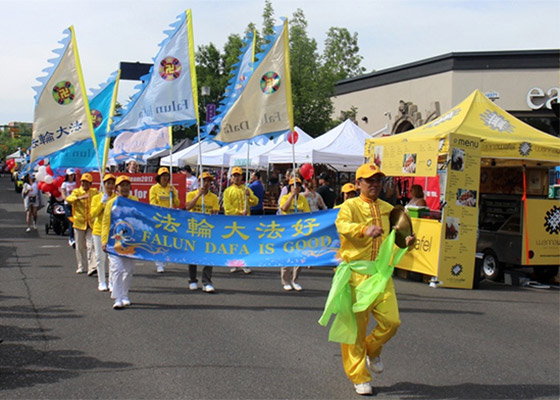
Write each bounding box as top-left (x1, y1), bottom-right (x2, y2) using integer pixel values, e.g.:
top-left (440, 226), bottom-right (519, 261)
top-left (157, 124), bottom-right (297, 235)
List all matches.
top-left (318, 230), bottom-right (407, 344)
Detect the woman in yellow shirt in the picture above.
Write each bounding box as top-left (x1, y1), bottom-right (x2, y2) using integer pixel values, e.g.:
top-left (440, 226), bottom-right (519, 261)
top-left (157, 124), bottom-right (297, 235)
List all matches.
top-left (279, 177), bottom-right (310, 291)
top-left (149, 167), bottom-right (179, 273)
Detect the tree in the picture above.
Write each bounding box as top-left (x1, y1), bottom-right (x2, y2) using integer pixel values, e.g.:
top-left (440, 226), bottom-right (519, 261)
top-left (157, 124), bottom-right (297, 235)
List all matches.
top-left (289, 9), bottom-right (333, 136)
top-left (322, 27), bottom-right (366, 82)
top-left (262, 0), bottom-right (275, 37)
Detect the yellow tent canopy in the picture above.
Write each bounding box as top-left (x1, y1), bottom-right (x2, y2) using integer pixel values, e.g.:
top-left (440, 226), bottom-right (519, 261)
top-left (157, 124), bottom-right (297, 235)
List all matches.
top-left (372, 90), bottom-right (560, 166)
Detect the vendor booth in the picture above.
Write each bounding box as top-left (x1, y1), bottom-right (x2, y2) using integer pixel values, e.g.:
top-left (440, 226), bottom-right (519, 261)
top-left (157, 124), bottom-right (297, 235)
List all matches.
top-left (365, 90), bottom-right (560, 289)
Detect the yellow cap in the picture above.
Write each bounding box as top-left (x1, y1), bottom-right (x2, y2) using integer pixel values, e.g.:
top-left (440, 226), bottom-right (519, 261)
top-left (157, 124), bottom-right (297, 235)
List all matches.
top-left (356, 163), bottom-right (385, 180)
top-left (231, 166), bottom-right (243, 175)
top-left (157, 167), bottom-right (170, 176)
top-left (115, 175), bottom-right (131, 186)
top-left (103, 173), bottom-right (116, 182)
top-left (289, 177), bottom-right (302, 185)
top-left (199, 172), bottom-right (214, 180)
top-left (81, 173), bottom-right (93, 182)
top-left (341, 183), bottom-right (357, 193)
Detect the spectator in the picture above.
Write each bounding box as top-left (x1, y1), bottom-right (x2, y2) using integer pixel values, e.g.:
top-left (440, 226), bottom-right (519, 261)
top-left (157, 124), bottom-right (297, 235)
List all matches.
top-left (317, 172), bottom-right (336, 208)
top-left (182, 165), bottom-right (199, 193)
top-left (249, 171), bottom-right (264, 215)
top-left (22, 174), bottom-right (39, 232)
top-left (407, 184), bottom-right (427, 207)
top-left (303, 178), bottom-right (327, 212)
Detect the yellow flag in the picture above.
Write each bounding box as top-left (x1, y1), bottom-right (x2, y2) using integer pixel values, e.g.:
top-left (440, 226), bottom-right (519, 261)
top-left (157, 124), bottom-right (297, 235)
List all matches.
top-left (31, 26), bottom-right (94, 163)
top-left (214, 19), bottom-right (293, 142)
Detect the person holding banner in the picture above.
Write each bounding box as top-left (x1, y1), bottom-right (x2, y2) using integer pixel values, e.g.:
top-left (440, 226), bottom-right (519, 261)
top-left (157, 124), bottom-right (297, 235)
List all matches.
top-left (279, 177), bottom-right (310, 291)
top-left (223, 166), bottom-right (258, 274)
top-left (61, 169), bottom-right (77, 247)
top-left (66, 173), bottom-right (98, 275)
top-left (101, 175), bottom-right (139, 309)
top-left (149, 167), bottom-right (180, 273)
top-left (185, 172), bottom-right (220, 293)
top-left (327, 163), bottom-right (415, 395)
top-left (90, 174), bottom-right (117, 292)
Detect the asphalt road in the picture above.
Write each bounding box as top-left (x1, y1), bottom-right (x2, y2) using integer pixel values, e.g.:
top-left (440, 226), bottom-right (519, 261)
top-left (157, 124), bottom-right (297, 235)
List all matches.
top-left (1, 175), bottom-right (558, 399)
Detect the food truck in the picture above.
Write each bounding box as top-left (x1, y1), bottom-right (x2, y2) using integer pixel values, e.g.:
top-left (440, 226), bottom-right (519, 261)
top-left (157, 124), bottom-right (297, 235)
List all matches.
top-left (365, 90), bottom-right (560, 289)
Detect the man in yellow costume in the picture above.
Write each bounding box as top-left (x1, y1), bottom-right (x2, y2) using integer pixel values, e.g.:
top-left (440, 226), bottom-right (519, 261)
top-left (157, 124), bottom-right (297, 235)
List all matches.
top-left (102, 175), bottom-right (139, 309)
top-left (149, 167), bottom-right (180, 273)
top-left (223, 166), bottom-right (258, 274)
top-left (185, 172), bottom-right (220, 292)
top-left (66, 173), bottom-right (98, 275)
top-left (319, 163), bottom-right (415, 396)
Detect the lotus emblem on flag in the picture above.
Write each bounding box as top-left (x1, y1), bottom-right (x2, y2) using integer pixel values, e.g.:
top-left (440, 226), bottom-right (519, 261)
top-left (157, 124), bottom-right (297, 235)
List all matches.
top-left (260, 71), bottom-right (281, 94)
top-left (159, 56), bottom-right (182, 81)
top-left (52, 81), bottom-right (75, 105)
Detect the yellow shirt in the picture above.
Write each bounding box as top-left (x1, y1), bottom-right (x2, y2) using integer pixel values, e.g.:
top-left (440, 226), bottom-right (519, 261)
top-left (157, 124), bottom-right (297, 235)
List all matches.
top-left (66, 187), bottom-right (99, 230)
top-left (101, 195), bottom-right (139, 245)
top-left (90, 192), bottom-right (117, 236)
top-left (223, 184), bottom-right (258, 215)
top-left (279, 194), bottom-right (311, 214)
top-left (335, 194), bottom-right (393, 263)
top-left (186, 189), bottom-right (220, 214)
top-left (149, 183), bottom-right (180, 208)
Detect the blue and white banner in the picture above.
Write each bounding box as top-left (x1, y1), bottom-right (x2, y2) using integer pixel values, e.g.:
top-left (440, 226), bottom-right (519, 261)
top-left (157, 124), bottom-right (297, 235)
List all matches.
top-left (106, 197), bottom-right (340, 267)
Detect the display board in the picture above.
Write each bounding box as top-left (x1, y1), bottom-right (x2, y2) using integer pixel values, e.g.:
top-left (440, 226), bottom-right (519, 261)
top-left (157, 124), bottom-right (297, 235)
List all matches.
top-left (364, 139), bottom-right (439, 177)
top-left (438, 133), bottom-right (481, 289)
top-left (523, 199), bottom-right (560, 265)
top-left (397, 218), bottom-right (440, 277)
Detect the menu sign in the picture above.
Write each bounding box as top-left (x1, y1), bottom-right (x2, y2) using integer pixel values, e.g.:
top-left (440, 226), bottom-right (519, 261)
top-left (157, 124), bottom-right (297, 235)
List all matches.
top-left (365, 139), bottom-right (439, 177)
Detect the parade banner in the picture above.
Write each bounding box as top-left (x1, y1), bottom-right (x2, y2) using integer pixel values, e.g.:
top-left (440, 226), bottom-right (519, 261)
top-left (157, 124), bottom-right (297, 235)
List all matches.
top-left (213, 19), bottom-right (293, 142)
top-left (438, 133), bottom-right (481, 289)
top-left (111, 127), bottom-right (169, 160)
top-left (48, 72), bottom-right (119, 172)
top-left (364, 138), bottom-right (439, 177)
top-left (112, 10), bottom-right (198, 133)
top-left (31, 26), bottom-right (95, 163)
top-left (522, 199), bottom-right (560, 265)
top-left (106, 197), bottom-right (340, 267)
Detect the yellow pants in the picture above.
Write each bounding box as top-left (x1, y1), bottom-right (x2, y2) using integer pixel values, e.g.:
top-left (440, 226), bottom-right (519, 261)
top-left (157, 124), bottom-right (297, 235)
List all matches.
top-left (341, 276), bottom-right (401, 384)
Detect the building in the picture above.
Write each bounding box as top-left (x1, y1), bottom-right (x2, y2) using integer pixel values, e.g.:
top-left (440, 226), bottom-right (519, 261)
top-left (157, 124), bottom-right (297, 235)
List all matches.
top-left (332, 50), bottom-right (559, 137)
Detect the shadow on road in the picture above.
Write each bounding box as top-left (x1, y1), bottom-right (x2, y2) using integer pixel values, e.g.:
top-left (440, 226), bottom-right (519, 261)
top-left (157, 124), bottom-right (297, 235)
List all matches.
top-left (0, 325), bottom-right (132, 391)
top-left (378, 381), bottom-right (560, 399)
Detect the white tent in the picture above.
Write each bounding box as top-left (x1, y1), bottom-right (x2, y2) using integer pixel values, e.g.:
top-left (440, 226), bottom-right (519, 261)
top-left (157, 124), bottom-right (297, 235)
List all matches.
top-left (160, 140), bottom-right (221, 167)
top-left (181, 127), bottom-right (313, 169)
top-left (266, 119), bottom-right (372, 171)
top-left (6, 149), bottom-right (25, 162)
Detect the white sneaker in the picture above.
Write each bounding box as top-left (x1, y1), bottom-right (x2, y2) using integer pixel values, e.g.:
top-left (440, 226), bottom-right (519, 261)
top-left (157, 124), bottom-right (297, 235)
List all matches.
top-left (122, 297), bottom-right (131, 307)
top-left (283, 284), bottom-right (293, 291)
top-left (189, 282), bottom-right (198, 291)
top-left (242, 267), bottom-right (252, 274)
top-left (98, 282), bottom-right (108, 292)
top-left (113, 300), bottom-right (123, 309)
top-left (229, 267), bottom-right (239, 273)
top-left (26, 227), bottom-right (31, 232)
top-left (32, 223), bottom-right (37, 230)
top-left (292, 282), bottom-right (303, 291)
top-left (156, 265), bottom-right (165, 273)
top-left (354, 382), bottom-right (373, 395)
top-left (202, 284), bottom-right (215, 293)
top-left (367, 356), bottom-right (384, 374)
top-left (76, 268), bottom-right (85, 274)
top-left (68, 238), bottom-right (75, 247)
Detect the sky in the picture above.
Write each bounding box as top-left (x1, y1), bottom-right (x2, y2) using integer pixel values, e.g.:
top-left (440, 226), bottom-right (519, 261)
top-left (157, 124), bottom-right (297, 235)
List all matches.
top-left (1, 0), bottom-right (559, 125)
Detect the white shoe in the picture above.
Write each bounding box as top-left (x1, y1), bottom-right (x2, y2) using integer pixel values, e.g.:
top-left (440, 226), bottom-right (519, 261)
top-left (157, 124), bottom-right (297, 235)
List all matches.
top-left (68, 238), bottom-right (75, 247)
top-left (113, 300), bottom-right (123, 309)
top-left (283, 284), bottom-right (293, 291)
top-left (156, 265), bottom-right (165, 273)
top-left (189, 282), bottom-right (198, 291)
top-left (122, 297), bottom-right (131, 307)
top-left (32, 224), bottom-right (37, 230)
top-left (242, 267), bottom-right (252, 274)
top-left (26, 227), bottom-right (31, 232)
top-left (108, 284), bottom-right (113, 292)
top-left (292, 282), bottom-right (303, 291)
top-left (76, 268), bottom-right (85, 274)
top-left (202, 284), bottom-right (215, 293)
top-left (354, 382), bottom-right (373, 395)
top-left (98, 282), bottom-right (108, 292)
top-left (367, 356), bottom-right (384, 374)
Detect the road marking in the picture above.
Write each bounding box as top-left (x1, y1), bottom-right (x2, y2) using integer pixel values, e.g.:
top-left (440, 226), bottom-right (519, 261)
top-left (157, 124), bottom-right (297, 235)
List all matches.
top-left (40, 245), bottom-right (62, 248)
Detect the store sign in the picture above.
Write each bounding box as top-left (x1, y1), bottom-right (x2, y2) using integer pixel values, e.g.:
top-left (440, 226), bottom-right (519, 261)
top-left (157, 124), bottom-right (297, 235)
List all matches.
top-left (526, 87), bottom-right (559, 110)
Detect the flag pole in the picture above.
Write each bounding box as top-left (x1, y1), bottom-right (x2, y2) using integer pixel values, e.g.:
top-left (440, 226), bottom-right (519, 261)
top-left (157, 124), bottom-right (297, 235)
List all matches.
top-left (244, 140), bottom-right (251, 213)
top-left (168, 125), bottom-right (173, 207)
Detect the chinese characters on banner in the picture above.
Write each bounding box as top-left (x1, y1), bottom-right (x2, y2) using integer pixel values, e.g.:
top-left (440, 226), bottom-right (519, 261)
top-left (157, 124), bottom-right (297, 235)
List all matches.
top-left (106, 197), bottom-right (340, 267)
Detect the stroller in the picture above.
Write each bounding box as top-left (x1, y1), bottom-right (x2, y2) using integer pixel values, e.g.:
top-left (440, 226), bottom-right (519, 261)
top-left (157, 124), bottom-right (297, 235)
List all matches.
top-left (45, 197), bottom-right (69, 235)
